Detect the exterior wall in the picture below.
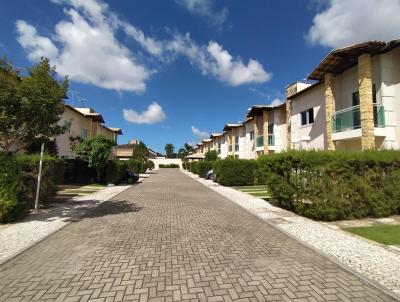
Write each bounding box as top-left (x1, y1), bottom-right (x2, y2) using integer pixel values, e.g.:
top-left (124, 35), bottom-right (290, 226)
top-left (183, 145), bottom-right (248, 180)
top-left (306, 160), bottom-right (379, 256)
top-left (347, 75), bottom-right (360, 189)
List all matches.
top-left (56, 107), bottom-right (92, 158)
top-left (244, 120), bottom-right (256, 159)
top-left (238, 125), bottom-right (247, 159)
top-left (270, 106), bottom-right (287, 152)
top-left (290, 84), bottom-right (326, 150)
top-left (378, 48), bottom-right (400, 149)
top-left (220, 134), bottom-right (229, 159)
top-left (96, 124), bottom-right (117, 142)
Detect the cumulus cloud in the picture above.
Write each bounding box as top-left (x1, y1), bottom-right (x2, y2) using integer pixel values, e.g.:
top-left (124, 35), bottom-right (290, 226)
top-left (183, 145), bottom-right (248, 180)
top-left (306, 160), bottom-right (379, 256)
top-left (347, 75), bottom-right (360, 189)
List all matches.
top-left (123, 102), bottom-right (166, 124)
top-left (16, 0), bottom-right (150, 92)
top-left (167, 34), bottom-right (271, 86)
top-left (16, 0), bottom-right (270, 91)
top-left (174, 0), bottom-right (228, 30)
top-left (270, 98), bottom-right (284, 106)
top-left (307, 0), bottom-right (400, 48)
top-left (191, 126), bottom-right (209, 140)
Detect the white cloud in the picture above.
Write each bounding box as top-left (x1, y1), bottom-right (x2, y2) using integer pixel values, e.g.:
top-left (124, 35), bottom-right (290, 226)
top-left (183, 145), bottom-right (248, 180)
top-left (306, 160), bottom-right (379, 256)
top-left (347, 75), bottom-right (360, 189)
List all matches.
top-left (16, 20), bottom-right (59, 61)
top-left (175, 0), bottom-right (228, 30)
top-left (307, 0), bottom-right (400, 48)
top-left (191, 126), bottom-right (209, 140)
top-left (17, 0), bottom-right (151, 93)
top-left (270, 98), bottom-right (284, 106)
top-left (123, 102), bottom-right (166, 124)
top-left (167, 34), bottom-right (271, 86)
top-left (16, 0), bottom-right (270, 91)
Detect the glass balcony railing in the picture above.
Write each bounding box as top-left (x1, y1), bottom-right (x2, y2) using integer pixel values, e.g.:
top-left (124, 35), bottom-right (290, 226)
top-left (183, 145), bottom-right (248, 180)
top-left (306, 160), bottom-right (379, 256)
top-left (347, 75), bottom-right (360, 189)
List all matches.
top-left (268, 134), bottom-right (275, 146)
top-left (332, 104), bottom-right (385, 133)
top-left (256, 136), bottom-right (264, 148)
top-left (374, 104), bottom-right (385, 128)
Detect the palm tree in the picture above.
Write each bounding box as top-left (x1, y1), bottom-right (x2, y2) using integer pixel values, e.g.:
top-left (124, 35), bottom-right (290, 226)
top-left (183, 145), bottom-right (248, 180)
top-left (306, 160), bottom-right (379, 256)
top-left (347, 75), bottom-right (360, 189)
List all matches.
top-left (165, 143), bottom-right (175, 158)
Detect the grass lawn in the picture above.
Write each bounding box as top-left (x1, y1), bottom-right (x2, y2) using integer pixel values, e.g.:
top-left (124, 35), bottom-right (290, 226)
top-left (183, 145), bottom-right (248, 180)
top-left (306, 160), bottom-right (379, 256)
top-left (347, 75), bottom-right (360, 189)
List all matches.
top-left (344, 225), bottom-right (400, 245)
top-left (232, 185), bottom-right (270, 199)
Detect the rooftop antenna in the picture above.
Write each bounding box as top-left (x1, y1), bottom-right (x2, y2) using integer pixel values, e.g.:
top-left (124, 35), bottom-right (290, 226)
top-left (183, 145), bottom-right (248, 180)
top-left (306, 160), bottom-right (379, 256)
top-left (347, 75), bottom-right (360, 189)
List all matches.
top-left (70, 91), bottom-right (79, 107)
top-left (78, 97), bottom-right (87, 107)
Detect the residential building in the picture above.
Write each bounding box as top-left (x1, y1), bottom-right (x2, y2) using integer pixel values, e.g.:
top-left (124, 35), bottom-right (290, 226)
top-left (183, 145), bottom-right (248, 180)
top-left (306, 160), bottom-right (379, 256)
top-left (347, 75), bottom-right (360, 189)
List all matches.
top-left (247, 104), bottom-right (287, 157)
top-left (56, 105), bottom-right (122, 158)
top-left (221, 123), bottom-right (243, 158)
top-left (288, 39), bottom-right (400, 151)
top-left (112, 139), bottom-right (157, 160)
top-left (209, 133), bottom-right (225, 158)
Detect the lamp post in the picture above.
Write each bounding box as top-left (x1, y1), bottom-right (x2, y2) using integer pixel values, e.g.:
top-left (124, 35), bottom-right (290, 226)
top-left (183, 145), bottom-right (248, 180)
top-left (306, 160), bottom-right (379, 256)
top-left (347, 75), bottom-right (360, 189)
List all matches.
top-left (34, 141), bottom-right (45, 214)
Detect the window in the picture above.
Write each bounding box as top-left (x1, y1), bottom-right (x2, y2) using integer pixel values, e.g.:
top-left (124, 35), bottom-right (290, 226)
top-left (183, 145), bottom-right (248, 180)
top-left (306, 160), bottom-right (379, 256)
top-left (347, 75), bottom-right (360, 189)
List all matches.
top-left (218, 143), bottom-right (221, 154)
top-left (249, 131), bottom-right (254, 140)
top-left (268, 123), bottom-right (274, 134)
top-left (235, 136), bottom-right (239, 144)
top-left (300, 108), bottom-right (314, 126)
top-left (352, 91), bottom-right (360, 106)
top-left (82, 128), bottom-right (88, 139)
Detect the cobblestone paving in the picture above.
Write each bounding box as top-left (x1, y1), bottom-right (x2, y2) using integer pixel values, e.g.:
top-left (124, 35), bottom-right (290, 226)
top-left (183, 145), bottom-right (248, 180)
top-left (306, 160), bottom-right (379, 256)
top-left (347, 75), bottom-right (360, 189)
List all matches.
top-left (0, 170), bottom-right (397, 301)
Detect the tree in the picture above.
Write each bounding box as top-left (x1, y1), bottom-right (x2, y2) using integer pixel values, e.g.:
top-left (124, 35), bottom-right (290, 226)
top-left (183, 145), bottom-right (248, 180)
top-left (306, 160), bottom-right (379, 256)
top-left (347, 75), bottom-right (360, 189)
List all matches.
top-left (165, 143), bottom-right (175, 158)
top-left (71, 136), bottom-right (115, 182)
top-left (178, 148), bottom-right (186, 159)
top-left (131, 141), bottom-right (148, 163)
top-left (184, 143), bottom-right (194, 154)
top-left (0, 57), bottom-right (68, 153)
top-left (205, 150), bottom-right (218, 161)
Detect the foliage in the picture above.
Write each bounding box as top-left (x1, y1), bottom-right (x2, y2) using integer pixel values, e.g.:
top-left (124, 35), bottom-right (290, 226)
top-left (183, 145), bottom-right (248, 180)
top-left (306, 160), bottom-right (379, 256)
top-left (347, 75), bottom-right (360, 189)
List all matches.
top-left (16, 154), bottom-right (65, 209)
top-left (105, 160), bottom-right (128, 184)
top-left (165, 143), bottom-right (175, 158)
top-left (204, 150), bottom-right (218, 161)
top-left (159, 164), bottom-right (180, 168)
top-left (131, 141), bottom-right (148, 163)
top-left (257, 150), bottom-right (400, 221)
top-left (71, 135), bottom-right (115, 181)
top-left (26, 138), bottom-right (58, 156)
top-left (0, 153), bottom-right (24, 222)
top-left (213, 159), bottom-right (258, 186)
top-left (127, 159), bottom-right (147, 173)
top-left (0, 57), bottom-right (68, 153)
top-left (178, 143), bottom-right (194, 159)
top-left (195, 161), bottom-right (214, 178)
top-left (147, 160), bottom-right (155, 170)
top-left (63, 158), bottom-right (97, 184)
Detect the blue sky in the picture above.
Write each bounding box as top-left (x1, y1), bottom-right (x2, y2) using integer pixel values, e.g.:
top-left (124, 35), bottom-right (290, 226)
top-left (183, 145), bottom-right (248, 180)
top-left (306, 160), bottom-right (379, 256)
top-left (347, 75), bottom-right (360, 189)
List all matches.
top-left (1, 0), bottom-right (399, 153)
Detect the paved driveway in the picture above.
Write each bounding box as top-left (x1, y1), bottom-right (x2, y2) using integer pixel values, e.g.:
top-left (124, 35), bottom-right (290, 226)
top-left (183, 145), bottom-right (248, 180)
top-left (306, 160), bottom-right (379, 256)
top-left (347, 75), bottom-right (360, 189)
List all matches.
top-left (0, 169), bottom-right (397, 301)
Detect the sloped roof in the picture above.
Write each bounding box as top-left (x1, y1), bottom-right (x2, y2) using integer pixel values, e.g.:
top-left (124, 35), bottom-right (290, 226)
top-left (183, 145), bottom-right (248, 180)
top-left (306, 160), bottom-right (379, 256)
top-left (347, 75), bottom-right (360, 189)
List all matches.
top-left (223, 123), bottom-right (242, 131)
top-left (308, 39), bottom-right (400, 81)
top-left (186, 153), bottom-right (205, 159)
top-left (210, 133), bottom-right (223, 138)
top-left (247, 103), bottom-right (285, 117)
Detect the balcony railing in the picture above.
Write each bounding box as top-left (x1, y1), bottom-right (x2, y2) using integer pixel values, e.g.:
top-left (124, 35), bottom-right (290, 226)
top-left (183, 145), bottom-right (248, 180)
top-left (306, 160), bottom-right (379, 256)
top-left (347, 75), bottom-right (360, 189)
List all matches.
top-left (256, 136), bottom-right (263, 148)
top-left (374, 104), bottom-right (385, 128)
top-left (268, 134), bottom-right (275, 146)
top-left (332, 104), bottom-right (385, 133)
top-left (228, 145), bottom-right (232, 152)
top-left (235, 144), bottom-right (239, 152)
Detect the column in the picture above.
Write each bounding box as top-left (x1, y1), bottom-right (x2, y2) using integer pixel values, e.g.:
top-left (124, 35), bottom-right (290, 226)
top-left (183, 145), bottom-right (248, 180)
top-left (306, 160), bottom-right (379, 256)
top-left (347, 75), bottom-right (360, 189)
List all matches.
top-left (358, 54), bottom-right (375, 150)
top-left (263, 110), bottom-right (269, 155)
top-left (325, 73), bottom-right (336, 150)
top-left (286, 100), bottom-right (291, 149)
top-left (253, 116), bottom-right (259, 158)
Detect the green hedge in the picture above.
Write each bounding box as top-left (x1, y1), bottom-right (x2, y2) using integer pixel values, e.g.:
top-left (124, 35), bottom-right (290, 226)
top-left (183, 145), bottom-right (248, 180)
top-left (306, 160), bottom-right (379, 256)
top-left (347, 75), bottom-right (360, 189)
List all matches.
top-left (63, 158), bottom-right (97, 184)
top-left (127, 159), bottom-right (147, 173)
top-left (159, 164), bottom-right (180, 168)
top-left (213, 159), bottom-right (258, 186)
top-left (16, 155), bottom-right (65, 210)
top-left (195, 161), bottom-right (214, 178)
top-left (258, 150), bottom-right (400, 221)
top-left (0, 154), bottom-right (24, 222)
top-left (0, 154), bottom-right (65, 222)
top-left (105, 160), bottom-right (128, 184)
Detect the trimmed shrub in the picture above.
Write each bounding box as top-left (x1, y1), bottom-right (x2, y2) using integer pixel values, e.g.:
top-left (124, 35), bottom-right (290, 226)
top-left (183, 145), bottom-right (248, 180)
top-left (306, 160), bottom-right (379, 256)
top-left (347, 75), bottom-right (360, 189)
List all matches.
top-left (182, 162), bottom-right (187, 170)
top-left (0, 153), bottom-right (25, 223)
top-left (147, 160), bottom-right (155, 170)
top-left (205, 150), bottom-right (218, 161)
top-left (63, 158), bottom-right (97, 184)
top-left (127, 159), bottom-right (146, 173)
top-left (258, 150), bottom-right (400, 221)
top-left (195, 161), bottom-right (214, 178)
top-left (213, 159), bottom-right (258, 186)
top-left (105, 160), bottom-right (127, 184)
top-left (16, 154), bottom-right (65, 209)
top-left (159, 164), bottom-right (180, 168)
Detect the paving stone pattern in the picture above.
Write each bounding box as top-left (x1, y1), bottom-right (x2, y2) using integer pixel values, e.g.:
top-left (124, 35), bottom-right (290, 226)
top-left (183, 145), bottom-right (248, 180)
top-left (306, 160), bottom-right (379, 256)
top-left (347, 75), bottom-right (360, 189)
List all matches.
top-left (0, 169), bottom-right (397, 301)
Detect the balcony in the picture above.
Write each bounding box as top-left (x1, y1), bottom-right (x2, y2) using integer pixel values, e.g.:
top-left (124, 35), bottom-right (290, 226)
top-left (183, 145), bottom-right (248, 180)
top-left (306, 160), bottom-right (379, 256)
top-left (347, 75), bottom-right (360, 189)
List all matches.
top-left (235, 144), bottom-right (239, 152)
top-left (256, 136), bottom-right (264, 148)
top-left (331, 104), bottom-right (386, 140)
top-left (228, 145), bottom-right (232, 152)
